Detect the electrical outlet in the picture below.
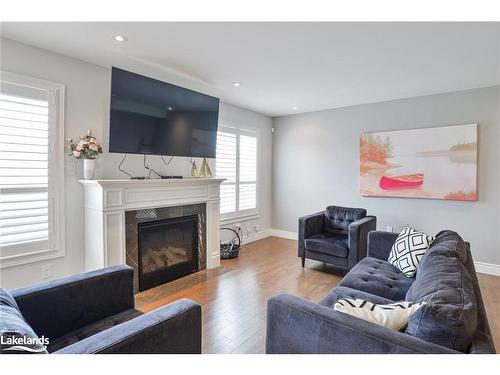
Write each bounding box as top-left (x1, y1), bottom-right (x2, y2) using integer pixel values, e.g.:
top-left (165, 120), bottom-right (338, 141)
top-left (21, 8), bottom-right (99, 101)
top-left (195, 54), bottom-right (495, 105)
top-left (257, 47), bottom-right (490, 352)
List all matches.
top-left (234, 223), bottom-right (241, 231)
top-left (41, 264), bottom-right (53, 279)
top-left (386, 226), bottom-right (394, 232)
top-left (253, 224), bottom-right (259, 233)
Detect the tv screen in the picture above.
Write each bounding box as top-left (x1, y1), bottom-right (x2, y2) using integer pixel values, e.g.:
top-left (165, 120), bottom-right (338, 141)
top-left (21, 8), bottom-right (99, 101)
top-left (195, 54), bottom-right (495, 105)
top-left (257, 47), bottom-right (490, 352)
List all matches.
top-left (109, 67), bottom-right (220, 158)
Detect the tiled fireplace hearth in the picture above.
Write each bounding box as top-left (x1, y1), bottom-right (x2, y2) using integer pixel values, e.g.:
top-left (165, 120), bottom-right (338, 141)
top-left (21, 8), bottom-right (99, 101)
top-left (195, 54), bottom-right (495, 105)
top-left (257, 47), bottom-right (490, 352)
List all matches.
top-left (79, 178), bottom-right (224, 292)
top-left (126, 204), bottom-right (206, 292)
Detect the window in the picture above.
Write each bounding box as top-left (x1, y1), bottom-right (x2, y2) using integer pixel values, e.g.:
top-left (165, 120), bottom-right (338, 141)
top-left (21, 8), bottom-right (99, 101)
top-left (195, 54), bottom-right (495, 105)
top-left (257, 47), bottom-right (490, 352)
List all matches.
top-left (0, 72), bottom-right (65, 268)
top-left (216, 123), bottom-right (258, 219)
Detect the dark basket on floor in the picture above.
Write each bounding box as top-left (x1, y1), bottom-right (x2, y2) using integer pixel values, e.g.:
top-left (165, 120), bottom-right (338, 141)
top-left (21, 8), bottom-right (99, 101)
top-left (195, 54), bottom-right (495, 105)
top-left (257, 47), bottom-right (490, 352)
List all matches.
top-left (220, 227), bottom-right (241, 259)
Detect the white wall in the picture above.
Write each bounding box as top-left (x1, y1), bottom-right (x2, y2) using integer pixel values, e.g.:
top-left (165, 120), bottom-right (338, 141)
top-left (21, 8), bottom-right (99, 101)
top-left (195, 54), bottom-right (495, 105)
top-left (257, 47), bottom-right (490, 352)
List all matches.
top-left (272, 86), bottom-right (500, 268)
top-left (0, 38), bottom-right (272, 289)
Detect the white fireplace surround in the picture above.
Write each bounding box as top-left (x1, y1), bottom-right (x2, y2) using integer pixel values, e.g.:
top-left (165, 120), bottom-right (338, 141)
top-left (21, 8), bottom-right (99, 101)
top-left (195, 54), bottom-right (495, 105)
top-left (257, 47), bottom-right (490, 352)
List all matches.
top-left (79, 178), bottom-right (225, 272)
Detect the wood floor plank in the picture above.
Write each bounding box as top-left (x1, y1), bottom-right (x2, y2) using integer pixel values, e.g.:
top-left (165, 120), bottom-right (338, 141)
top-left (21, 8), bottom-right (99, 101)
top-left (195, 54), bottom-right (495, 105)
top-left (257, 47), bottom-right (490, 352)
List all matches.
top-left (136, 236), bottom-right (499, 354)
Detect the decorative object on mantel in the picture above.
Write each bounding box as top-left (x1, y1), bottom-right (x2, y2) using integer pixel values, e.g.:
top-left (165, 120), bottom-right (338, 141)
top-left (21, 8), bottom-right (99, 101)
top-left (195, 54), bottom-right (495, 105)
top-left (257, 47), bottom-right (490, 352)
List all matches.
top-left (68, 129), bottom-right (103, 180)
top-left (189, 159), bottom-right (198, 178)
top-left (360, 123), bottom-right (477, 201)
top-left (198, 158), bottom-right (213, 178)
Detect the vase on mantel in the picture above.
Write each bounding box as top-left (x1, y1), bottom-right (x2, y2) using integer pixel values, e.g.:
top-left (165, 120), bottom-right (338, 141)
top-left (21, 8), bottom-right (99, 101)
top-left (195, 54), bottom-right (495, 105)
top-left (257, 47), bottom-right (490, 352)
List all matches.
top-left (199, 158), bottom-right (213, 178)
top-left (83, 158), bottom-right (95, 180)
top-left (67, 129), bottom-right (102, 180)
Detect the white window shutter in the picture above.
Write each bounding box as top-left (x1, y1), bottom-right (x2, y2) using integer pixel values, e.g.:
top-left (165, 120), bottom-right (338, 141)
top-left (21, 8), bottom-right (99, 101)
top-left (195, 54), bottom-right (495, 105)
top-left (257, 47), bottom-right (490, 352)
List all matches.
top-left (239, 133), bottom-right (257, 211)
top-left (216, 131), bottom-right (237, 214)
top-left (216, 125), bottom-right (258, 218)
top-left (0, 92), bottom-right (50, 247)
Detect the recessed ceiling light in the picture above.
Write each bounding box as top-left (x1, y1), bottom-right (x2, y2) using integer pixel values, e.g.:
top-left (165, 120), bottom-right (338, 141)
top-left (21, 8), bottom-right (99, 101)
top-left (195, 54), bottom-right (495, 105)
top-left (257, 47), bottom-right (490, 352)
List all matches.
top-left (168, 107), bottom-right (174, 111)
top-left (113, 35), bottom-right (128, 42)
top-left (232, 82), bottom-right (241, 87)
top-left (292, 106), bottom-right (298, 110)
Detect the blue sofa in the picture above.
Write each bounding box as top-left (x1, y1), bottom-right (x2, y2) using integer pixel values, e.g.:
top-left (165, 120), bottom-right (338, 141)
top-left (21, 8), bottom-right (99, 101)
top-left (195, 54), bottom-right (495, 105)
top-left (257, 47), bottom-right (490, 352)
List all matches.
top-left (3, 265), bottom-right (201, 354)
top-left (266, 230), bottom-right (496, 354)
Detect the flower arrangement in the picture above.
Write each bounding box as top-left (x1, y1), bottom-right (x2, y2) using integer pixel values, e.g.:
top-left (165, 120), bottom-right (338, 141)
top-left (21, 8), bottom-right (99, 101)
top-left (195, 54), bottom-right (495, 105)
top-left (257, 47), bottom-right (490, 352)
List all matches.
top-left (68, 129), bottom-right (103, 159)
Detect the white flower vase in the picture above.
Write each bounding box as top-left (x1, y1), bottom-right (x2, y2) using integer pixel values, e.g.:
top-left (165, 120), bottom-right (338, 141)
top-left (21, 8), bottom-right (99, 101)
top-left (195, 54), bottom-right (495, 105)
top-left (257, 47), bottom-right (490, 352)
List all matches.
top-left (83, 158), bottom-right (95, 180)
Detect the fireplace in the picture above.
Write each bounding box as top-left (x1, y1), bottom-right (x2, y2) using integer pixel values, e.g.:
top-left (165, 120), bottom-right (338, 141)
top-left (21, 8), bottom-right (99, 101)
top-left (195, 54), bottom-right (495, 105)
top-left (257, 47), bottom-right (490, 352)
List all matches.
top-left (137, 215), bottom-right (199, 292)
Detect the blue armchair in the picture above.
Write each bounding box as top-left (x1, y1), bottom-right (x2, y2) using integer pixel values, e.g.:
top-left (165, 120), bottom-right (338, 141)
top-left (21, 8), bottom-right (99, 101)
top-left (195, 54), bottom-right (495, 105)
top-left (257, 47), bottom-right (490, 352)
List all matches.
top-left (298, 206), bottom-right (376, 273)
top-left (7, 265), bottom-right (201, 354)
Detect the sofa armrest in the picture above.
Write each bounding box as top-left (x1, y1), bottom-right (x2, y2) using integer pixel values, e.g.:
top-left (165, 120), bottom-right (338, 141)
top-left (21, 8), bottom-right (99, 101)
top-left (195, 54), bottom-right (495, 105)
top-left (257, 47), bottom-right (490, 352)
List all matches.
top-left (266, 293), bottom-right (459, 354)
top-left (11, 265), bottom-right (135, 342)
top-left (367, 231), bottom-right (398, 260)
top-left (348, 216), bottom-right (377, 268)
top-left (54, 299), bottom-right (201, 354)
top-left (298, 212), bottom-right (324, 256)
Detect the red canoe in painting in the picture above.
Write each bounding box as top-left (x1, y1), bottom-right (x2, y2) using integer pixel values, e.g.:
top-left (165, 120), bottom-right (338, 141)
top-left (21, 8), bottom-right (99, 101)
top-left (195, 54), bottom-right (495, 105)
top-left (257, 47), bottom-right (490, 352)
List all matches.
top-left (379, 173), bottom-right (424, 190)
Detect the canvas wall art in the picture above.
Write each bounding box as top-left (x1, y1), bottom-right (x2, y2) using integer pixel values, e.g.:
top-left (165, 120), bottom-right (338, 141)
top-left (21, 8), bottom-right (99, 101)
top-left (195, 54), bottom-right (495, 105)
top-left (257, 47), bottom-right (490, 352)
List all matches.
top-left (360, 123), bottom-right (477, 201)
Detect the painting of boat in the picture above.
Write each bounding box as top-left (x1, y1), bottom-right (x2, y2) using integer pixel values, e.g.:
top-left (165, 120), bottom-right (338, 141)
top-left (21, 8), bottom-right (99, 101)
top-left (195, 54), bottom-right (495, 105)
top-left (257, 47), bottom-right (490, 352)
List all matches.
top-left (360, 123), bottom-right (477, 201)
top-left (379, 173), bottom-right (424, 190)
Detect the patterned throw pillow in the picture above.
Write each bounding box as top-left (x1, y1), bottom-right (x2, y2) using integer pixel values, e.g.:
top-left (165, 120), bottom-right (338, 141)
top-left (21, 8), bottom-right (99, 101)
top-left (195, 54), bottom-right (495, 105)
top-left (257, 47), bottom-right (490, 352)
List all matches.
top-left (388, 225), bottom-right (434, 277)
top-left (334, 298), bottom-right (425, 330)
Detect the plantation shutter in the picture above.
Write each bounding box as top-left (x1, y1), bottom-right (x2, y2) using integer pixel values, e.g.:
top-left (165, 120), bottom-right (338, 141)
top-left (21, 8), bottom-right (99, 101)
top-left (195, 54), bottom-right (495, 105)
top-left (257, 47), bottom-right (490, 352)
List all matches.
top-left (216, 130), bottom-right (237, 214)
top-left (0, 82), bottom-right (50, 253)
top-left (238, 131), bottom-right (257, 211)
top-left (216, 125), bottom-right (258, 218)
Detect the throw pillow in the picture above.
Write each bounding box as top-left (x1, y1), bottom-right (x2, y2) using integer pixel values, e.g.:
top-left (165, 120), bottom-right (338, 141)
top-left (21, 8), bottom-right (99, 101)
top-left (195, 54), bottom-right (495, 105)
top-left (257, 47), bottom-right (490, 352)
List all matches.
top-left (334, 298), bottom-right (425, 330)
top-left (0, 288), bottom-right (48, 354)
top-left (388, 225), bottom-right (434, 277)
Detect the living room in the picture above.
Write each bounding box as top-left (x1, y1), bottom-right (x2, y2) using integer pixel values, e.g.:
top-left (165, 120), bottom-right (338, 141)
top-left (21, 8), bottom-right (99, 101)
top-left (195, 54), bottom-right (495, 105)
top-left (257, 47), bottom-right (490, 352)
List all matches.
top-left (1, 1), bottom-right (499, 371)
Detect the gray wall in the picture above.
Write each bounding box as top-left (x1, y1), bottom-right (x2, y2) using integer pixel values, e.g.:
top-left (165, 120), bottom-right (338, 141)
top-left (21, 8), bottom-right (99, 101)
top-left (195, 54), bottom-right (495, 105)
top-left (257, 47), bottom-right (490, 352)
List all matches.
top-left (272, 86), bottom-right (500, 266)
top-left (0, 38), bottom-right (272, 289)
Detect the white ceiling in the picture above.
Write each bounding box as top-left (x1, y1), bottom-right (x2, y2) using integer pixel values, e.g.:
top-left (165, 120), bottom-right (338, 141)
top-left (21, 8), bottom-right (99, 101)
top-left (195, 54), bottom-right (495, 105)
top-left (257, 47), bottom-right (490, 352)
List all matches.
top-left (1, 22), bottom-right (499, 117)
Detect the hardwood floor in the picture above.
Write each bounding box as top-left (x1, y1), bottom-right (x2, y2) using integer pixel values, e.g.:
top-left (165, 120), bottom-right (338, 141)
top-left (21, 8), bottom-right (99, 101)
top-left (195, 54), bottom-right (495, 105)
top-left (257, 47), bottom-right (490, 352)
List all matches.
top-left (135, 236), bottom-right (500, 354)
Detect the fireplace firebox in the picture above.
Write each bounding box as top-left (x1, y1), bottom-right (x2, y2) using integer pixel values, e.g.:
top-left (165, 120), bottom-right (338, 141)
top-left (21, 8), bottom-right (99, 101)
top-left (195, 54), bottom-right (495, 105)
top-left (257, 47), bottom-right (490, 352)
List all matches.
top-left (137, 215), bottom-right (199, 292)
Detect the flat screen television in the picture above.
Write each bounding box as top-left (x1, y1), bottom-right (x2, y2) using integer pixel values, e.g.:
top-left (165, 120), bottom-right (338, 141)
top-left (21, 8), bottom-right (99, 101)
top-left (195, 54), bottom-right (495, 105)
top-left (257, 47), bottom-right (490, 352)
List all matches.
top-left (109, 67), bottom-right (220, 158)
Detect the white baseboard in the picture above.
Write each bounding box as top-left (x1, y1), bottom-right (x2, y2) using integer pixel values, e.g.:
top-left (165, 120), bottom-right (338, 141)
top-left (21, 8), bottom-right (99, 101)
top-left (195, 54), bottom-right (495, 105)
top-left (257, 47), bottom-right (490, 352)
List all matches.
top-left (266, 229), bottom-right (500, 277)
top-left (241, 229), bottom-right (273, 245)
top-left (268, 229), bottom-right (298, 240)
top-left (474, 261), bottom-right (500, 276)
top-left (241, 228), bottom-right (297, 244)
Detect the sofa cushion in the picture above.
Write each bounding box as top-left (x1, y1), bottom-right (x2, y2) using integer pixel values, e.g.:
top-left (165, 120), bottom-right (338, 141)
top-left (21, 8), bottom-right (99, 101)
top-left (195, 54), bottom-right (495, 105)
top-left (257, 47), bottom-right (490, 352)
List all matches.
top-left (319, 286), bottom-right (395, 309)
top-left (304, 250), bottom-right (348, 268)
top-left (304, 232), bottom-right (348, 258)
top-left (339, 257), bottom-right (414, 301)
top-left (324, 206), bottom-right (366, 234)
top-left (47, 308), bottom-right (143, 353)
top-left (405, 231), bottom-right (477, 352)
top-left (0, 288), bottom-right (48, 354)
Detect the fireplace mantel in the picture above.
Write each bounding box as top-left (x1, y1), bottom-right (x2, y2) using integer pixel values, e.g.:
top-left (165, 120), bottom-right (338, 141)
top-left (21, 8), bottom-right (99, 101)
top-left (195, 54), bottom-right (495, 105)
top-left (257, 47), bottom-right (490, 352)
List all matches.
top-left (79, 178), bottom-right (225, 272)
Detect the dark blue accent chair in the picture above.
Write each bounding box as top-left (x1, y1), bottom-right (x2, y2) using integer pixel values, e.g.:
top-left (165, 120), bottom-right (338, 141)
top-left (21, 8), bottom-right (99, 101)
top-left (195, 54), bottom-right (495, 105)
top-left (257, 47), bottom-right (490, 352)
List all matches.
top-left (299, 206), bottom-right (376, 273)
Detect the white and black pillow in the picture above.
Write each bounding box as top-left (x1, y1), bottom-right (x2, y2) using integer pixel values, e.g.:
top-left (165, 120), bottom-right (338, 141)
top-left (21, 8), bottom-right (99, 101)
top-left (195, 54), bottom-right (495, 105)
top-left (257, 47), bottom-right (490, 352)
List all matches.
top-left (334, 298), bottom-right (425, 331)
top-left (388, 225), bottom-right (434, 277)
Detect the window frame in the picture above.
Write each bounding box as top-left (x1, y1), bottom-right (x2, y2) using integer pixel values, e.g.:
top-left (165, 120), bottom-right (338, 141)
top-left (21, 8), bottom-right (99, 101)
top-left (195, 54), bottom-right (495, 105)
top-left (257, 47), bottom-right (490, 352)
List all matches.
top-left (217, 120), bottom-right (260, 224)
top-left (0, 71), bottom-right (66, 268)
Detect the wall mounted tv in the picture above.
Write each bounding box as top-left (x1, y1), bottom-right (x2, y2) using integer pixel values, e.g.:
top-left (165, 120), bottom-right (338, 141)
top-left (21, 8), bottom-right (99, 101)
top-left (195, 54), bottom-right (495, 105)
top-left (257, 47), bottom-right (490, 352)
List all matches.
top-left (109, 67), bottom-right (220, 158)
